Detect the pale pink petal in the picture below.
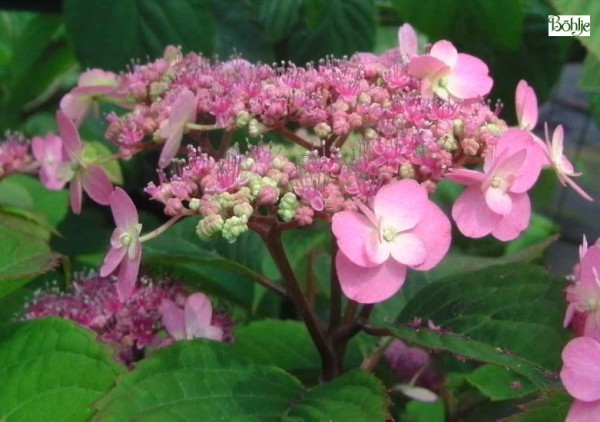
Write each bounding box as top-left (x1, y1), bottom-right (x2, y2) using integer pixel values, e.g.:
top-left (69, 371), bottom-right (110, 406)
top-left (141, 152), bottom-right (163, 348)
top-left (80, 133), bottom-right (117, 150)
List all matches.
top-left (70, 175), bottom-right (83, 214)
top-left (32, 135), bottom-right (67, 190)
top-left (491, 129), bottom-right (543, 191)
top-left (332, 210), bottom-right (379, 267)
top-left (110, 187), bottom-right (139, 229)
top-left (78, 69), bottom-right (118, 87)
top-left (81, 164), bottom-right (112, 205)
top-left (452, 185), bottom-right (501, 238)
top-left (100, 245), bottom-right (126, 277)
top-left (485, 186), bottom-right (512, 216)
top-left (158, 126), bottom-right (184, 168)
top-left (578, 246), bottom-right (600, 288)
top-left (59, 93), bottom-right (91, 127)
top-left (184, 293), bottom-right (214, 339)
top-left (564, 176), bottom-right (594, 202)
top-left (409, 201), bottom-right (452, 270)
top-left (199, 325), bottom-right (224, 341)
top-left (446, 54), bottom-right (493, 99)
top-left (515, 80), bottom-right (538, 130)
top-left (364, 230), bottom-right (390, 266)
top-left (552, 125), bottom-right (565, 159)
top-left (566, 400), bottom-right (600, 422)
top-left (159, 299), bottom-right (186, 341)
top-left (430, 40), bottom-right (458, 67)
top-left (561, 337), bottom-right (600, 401)
top-left (491, 192), bottom-right (531, 241)
top-left (445, 168), bottom-right (485, 186)
top-left (116, 244), bottom-right (141, 302)
top-left (389, 233), bottom-right (426, 267)
top-left (398, 23), bottom-right (418, 57)
top-left (373, 179), bottom-right (427, 232)
top-left (336, 251), bottom-right (406, 304)
top-left (407, 55), bottom-right (447, 79)
top-left (56, 110), bottom-right (83, 160)
top-left (72, 85), bottom-right (119, 96)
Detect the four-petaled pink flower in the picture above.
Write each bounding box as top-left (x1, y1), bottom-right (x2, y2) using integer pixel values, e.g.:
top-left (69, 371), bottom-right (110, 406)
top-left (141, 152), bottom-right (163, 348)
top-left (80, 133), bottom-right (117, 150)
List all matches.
top-left (408, 40), bottom-right (493, 100)
top-left (159, 293), bottom-right (224, 341)
top-left (60, 69), bottom-right (121, 127)
top-left (544, 124), bottom-right (592, 201)
top-left (448, 130), bottom-right (542, 241)
top-left (31, 134), bottom-right (66, 190)
top-left (158, 88), bottom-right (198, 168)
top-left (100, 187), bottom-right (142, 302)
top-left (56, 111), bottom-right (113, 214)
top-left (332, 179), bottom-right (451, 304)
top-left (561, 337), bottom-right (600, 422)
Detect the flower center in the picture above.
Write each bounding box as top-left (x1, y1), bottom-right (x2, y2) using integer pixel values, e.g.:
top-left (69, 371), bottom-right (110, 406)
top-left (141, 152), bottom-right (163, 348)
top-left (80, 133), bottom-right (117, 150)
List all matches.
top-left (490, 176), bottom-right (504, 189)
top-left (438, 76), bottom-right (448, 88)
top-left (120, 233), bottom-right (132, 247)
top-left (382, 226), bottom-right (397, 242)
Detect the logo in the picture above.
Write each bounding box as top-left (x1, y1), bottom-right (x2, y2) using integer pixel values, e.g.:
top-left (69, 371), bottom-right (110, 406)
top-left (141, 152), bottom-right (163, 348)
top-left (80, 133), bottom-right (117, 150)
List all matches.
top-left (548, 15), bottom-right (591, 37)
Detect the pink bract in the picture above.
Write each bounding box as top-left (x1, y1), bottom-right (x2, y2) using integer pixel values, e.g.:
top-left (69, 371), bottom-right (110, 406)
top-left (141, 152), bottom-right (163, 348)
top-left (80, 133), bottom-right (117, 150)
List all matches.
top-left (515, 80), bottom-right (538, 131)
top-left (31, 134), bottom-right (66, 190)
top-left (561, 337), bottom-right (600, 421)
top-left (408, 40), bottom-right (493, 100)
top-left (100, 187), bottom-right (143, 302)
top-left (159, 293), bottom-right (224, 341)
top-left (398, 23), bottom-right (418, 58)
top-left (332, 179), bottom-right (451, 303)
top-left (158, 88), bottom-right (198, 168)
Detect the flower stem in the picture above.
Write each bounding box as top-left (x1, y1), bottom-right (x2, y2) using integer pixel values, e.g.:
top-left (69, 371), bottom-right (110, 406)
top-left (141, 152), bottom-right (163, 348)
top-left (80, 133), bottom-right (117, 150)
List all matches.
top-left (275, 126), bottom-right (315, 150)
top-left (186, 123), bottom-right (220, 131)
top-left (138, 214), bottom-right (188, 243)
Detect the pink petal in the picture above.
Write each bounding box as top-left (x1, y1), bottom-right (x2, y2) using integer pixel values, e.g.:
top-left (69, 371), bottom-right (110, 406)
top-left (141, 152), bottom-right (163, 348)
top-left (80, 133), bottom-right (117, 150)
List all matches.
top-left (398, 23), bottom-right (418, 57)
top-left (430, 40), bottom-right (458, 67)
top-left (158, 126), bottom-right (184, 168)
top-left (199, 325), bottom-right (225, 341)
top-left (59, 93), bottom-right (91, 128)
top-left (70, 175), bottom-right (83, 214)
top-left (485, 186), bottom-right (512, 216)
top-left (100, 245), bottom-right (126, 277)
top-left (561, 337), bottom-right (600, 401)
top-left (564, 176), bottom-right (594, 202)
top-left (78, 69), bottom-right (118, 87)
top-left (515, 80), bottom-right (538, 130)
top-left (491, 130), bottom-right (543, 192)
top-left (159, 299), bottom-right (186, 341)
top-left (81, 164), bottom-right (112, 205)
top-left (184, 293), bottom-right (214, 338)
top-left (445, 168), bottom-right (486, 186)
top-left (116, 244), bottom-right (141, 302)
top-left (491, 192), bottom-right (531, 241)
top-left (452, 185), bottom-right (501, 238)
top-left (332, 210), bottom-right (379, 267)
top-left (552, 125), bottom-right (565, 159)
top-left (578, 246), bottom-right (600, 289)
top-left (566, 400), bottom-right (600, 422)
top-left (336, 251), bottom-right (407, 304)
top-left (389, 233), bottom-right (426, 267)
top-left (56, 110), bottom-right (83, 160)
top-left (409, 201), bottom-right (451, 270)
top-left (447, 54), bottom-right (493, 99)
top-left (407, 55), bottom-right (447, 79)
top-left (110, 187), bottom-right (139, 229)
top-left (373, 179), bottom-right (427, 232)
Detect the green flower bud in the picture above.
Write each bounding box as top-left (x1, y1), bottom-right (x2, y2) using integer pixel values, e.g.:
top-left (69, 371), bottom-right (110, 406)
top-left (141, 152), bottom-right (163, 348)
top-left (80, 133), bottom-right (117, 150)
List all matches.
top-left (233, 202), bottom-right (253, 219)
top-left (248, 119), bottom-right (266, 137)
top-left (196, 214), bottom-right (224, 241)
top-left (222, 216), bottom-right (248, 243)
top-left (188, 198), bottom-right (201, 211)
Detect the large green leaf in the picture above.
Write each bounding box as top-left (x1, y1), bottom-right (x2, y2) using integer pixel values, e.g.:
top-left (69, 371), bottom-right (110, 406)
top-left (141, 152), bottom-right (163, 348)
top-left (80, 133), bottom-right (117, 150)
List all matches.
top-left (466, 364), bottom-right (537, 401)
top-left (94, 340), bottom-right (390, 421)
top-left (398, 264), bottom-right (568, 371)
top-left (550, 0), bottom-right (600, 60)
top-left (254, 0), bottom-right (303, 43)
top-left (0, 318), bottom-right (124, 421)
top-left (501, 391), bottom-right (571, 421)
top-left (64, 0), bottom-right (215, 70)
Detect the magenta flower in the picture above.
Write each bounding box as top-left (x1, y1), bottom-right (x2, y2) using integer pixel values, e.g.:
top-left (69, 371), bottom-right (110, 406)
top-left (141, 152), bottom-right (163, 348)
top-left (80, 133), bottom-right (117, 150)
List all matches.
top-left (60, 69), bottom-right (121, 127)
top-left (159, 293), bottom-right (224, 341)
top-left (448, 130), bottom-right (542, 241)
top-left (158, 88), bottom-right (198, 168)
top-left (408, 40), bottom-right (493, 100)
top-left (561, 337), bottom-right (600, 421)
top-left (56, 111), bottom-right (113, 213)
top-left (31, 134), bottom-right (66, 190)
top-left (332, 179), bottom-right (451, 304)
top-left (565, 239), bottom-right (600, 339)
top-left (544, 124), bottom-right (592, 201)
top-left (100, 187), bottom-right (142, 302)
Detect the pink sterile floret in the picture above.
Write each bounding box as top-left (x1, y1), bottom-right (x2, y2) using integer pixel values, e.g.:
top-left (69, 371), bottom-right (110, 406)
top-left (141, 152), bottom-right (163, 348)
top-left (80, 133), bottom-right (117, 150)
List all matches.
top-left (159, 292), bottom-right (224, 341)
top-left (31, 134), bottom-right (66, 190)
top-left (515, 79), bottom-right (538, 132)
top-left (561, 337), bottom-right (600, 422)
top-left (398, 23), bottom-right (418, 58)
top-left (448, 129), bottom-right (542, 241)
top-left (332, 179), bottom-right (451, 304)
top-left (408, 40), bottom-right (493, 100)
top-left (100, 187), bottom-right (142, 302)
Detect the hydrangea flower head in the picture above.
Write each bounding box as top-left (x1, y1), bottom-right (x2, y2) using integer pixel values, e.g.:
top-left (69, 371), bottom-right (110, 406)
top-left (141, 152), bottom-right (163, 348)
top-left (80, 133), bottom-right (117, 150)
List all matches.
top-left (332, 179), bottom-right (451, 303)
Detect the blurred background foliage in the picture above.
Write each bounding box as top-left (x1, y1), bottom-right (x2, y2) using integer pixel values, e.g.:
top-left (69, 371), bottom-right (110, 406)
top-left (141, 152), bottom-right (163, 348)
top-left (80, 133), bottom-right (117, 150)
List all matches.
top-left (0, 0), bottom-right (598, 136)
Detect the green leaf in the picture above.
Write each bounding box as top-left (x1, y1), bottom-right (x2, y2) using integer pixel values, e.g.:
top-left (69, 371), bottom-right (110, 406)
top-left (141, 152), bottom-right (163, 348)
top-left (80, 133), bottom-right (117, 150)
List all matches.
top-left (392, 0), bottom-right (524, 51)
top-left (254, 0), bottom-right (302, 43)
top-left (590, 93), bottom-right (600, 128)
top-left (501, 391), bottom-right (571, 421)
top-left (386, 325), bottom-right (558, 391)
top-left (64, 0), bottom-right (215, 70)
top-left (94, 340), bottom-right (390, 421)
top-left (0, 318), bottom-right (124, 421)
top-left (401, 400), bottom-right (445, 422)
top-left (86, 141), bottom-right (123, 184)
top-left (466, 364), bottom-right (537, 401)
top-left (286, 0), bottom-right (377, 64)
top-left (504, 213), bottom-right (558, 255)
top-left (550, 0), bottom-right (600, 60)
top-left (580, 53), bottom-right (600, 92)
top-left (398, 264), bottom-right (568, 371)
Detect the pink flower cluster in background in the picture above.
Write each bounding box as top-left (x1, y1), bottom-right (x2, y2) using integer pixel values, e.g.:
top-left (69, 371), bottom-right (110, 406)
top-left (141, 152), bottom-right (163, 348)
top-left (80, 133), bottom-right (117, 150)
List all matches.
top-left (0, 132), bottom-right (34, 179)
top-left (22, 274), bottom-right (232, 366)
